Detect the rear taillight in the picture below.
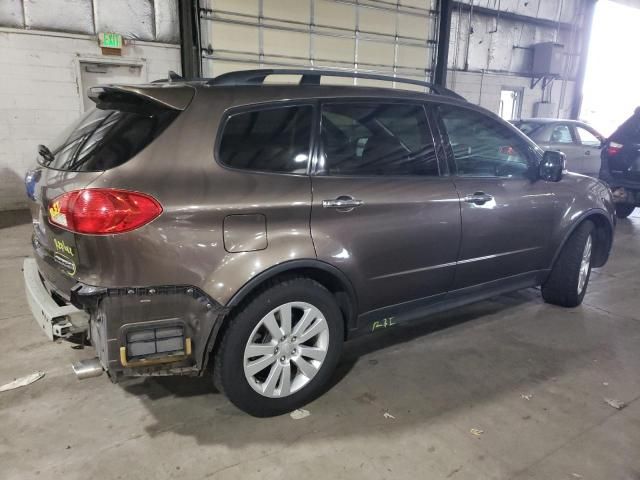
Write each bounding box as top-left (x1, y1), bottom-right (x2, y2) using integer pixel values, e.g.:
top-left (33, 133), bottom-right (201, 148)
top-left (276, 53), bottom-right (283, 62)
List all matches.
top-left (48, 189), bottom-right (162, 235)
top-left (607, 141), bottom-right (624, 156)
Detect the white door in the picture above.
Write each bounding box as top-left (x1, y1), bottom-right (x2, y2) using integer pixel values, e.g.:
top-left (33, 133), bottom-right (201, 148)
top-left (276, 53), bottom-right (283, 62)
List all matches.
top-left (79, 62), bottom-right (145, 112)
top-left (574, 125), bottom-right (604, 177)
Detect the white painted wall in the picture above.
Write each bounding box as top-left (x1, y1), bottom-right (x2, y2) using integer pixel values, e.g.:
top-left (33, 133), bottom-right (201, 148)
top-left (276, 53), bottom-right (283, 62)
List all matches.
top-left (0, 28), bottom-right (180, 211)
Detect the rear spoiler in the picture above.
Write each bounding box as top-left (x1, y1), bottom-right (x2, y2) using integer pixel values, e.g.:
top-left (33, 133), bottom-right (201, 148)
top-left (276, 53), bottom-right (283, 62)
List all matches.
top-left (88, 84), bottom-right (195, 111)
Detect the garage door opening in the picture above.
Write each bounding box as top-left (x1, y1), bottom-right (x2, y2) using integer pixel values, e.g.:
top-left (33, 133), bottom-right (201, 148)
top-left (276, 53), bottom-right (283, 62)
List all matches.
top-left (581, 0), bottom-right (640, 136)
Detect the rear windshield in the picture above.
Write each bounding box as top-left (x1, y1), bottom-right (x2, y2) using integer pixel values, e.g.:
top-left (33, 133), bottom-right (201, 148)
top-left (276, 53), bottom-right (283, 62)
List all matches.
top-left (515, 122), bottom-right (544, 136)
top-left (37, 106), bottom-right (179, 172)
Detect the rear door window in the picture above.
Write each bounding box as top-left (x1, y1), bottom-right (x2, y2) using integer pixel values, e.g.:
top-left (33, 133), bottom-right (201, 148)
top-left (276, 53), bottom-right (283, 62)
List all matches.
top-left (218, 105), bottom-right (313, 174)
top-left (38, 107), bottom-right (178, 172)
top-left (549, 124), bottom-right (574, 144)
top-left (575, 126), bottom-right (602, 147)
top-left (319, 103), bottom-right (439, 176)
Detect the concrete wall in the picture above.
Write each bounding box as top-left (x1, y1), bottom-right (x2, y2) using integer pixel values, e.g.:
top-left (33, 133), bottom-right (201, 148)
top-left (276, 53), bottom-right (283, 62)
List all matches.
top-left (0, 28), bottom-right (180, 211)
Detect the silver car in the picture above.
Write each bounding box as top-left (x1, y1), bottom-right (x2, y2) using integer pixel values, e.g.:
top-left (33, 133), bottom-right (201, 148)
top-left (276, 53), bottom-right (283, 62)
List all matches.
top-left (514, 119), bottom-right (605, 177)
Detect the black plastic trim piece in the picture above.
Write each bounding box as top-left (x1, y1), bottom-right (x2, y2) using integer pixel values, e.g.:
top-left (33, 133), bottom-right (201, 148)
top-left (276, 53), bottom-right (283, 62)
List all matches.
top-left (353, 270), bottom-right (543, 338)
top-left (70, 283), bottom-right (227, 314)
top-left (548, 209), bottom-right (614, 271)
top-left (226, 259), bottom-right (359, 330)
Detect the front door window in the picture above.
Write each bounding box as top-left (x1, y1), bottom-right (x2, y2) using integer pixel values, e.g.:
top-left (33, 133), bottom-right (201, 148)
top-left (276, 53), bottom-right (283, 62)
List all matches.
top-left (438, 104), bottom-right (534, 179)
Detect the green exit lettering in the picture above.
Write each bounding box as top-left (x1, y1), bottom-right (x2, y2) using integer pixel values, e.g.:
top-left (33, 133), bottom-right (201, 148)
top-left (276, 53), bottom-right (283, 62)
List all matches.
top-left (101, 32), bottom-right (122, 49)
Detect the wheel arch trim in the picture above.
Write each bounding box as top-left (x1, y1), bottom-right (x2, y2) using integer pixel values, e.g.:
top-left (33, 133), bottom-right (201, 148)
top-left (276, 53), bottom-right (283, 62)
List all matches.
top-left (201, 259), bottom-right (359, 364)
top-left (201, 259), bottom-right (359, 371)
top-left (550, 208), bottom-right (614, 271)
top-left (227, 259), bottom-right (358, 323)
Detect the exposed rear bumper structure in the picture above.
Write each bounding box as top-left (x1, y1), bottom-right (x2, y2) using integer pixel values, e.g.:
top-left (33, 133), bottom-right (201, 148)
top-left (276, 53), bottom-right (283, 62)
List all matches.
top-left (23, 257), bottom-right (226, 381)
top-left (23, 258), bottom-right (89, 340)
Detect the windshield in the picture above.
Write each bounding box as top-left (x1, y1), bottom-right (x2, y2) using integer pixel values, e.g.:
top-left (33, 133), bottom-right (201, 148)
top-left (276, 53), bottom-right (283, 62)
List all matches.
top-left (38, 106), bottom-right (178, 172)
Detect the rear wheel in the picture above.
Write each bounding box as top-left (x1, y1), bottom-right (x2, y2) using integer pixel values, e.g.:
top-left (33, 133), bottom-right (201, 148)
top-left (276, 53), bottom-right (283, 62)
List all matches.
top-left (542, 220), bottom-right (594, 307)
top-left (615, 204), bottom-right (636, 219)
top-left (213, 278), bottom-right (343, 417)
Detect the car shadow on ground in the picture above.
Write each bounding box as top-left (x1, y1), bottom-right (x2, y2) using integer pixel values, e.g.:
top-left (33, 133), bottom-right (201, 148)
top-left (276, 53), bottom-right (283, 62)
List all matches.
top-left (0, 168), bottom-right (30, 228)
top-left (119, 288), bottom-right (585, 447)
top-left (0, 209), bottom-right (31, 229)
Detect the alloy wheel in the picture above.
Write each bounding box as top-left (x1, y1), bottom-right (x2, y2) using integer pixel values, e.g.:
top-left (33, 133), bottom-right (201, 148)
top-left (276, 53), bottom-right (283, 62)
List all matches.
top-left (243, 301), bottom-right (330, 398)
top-left (578, 234), bottom-right (592, 295)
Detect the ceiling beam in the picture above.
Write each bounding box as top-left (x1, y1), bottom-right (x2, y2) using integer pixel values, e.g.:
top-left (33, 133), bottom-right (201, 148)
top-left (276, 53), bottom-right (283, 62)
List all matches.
top-left (452, 1), bottom-right (576, 31)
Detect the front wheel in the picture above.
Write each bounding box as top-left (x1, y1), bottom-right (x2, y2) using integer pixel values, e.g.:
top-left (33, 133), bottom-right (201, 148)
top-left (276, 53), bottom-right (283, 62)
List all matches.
top-left (615, 204), bottom-right (636, 219)
top-left (542, 220), bottom-right (594, 308)
top-left (213, 277), bottom-right (344, 417)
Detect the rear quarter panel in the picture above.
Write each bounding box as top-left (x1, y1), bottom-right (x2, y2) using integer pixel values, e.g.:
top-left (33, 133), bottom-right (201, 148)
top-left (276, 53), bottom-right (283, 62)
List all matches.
top-left (79, 88), bottom-right (316, 305)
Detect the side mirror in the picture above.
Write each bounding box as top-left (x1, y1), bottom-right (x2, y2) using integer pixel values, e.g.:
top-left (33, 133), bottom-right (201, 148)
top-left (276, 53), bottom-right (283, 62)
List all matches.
top-left (539, 150), bottom-right (566, 182)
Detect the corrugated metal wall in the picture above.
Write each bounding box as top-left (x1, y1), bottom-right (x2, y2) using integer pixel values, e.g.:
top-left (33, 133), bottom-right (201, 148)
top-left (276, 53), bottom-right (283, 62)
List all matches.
top-left (0, 0), bottom-right (179, 43)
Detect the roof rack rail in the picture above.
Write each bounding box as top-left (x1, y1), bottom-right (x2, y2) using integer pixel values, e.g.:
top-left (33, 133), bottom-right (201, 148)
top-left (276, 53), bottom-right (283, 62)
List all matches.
top-left (208, 69), bottom-right (466, 101)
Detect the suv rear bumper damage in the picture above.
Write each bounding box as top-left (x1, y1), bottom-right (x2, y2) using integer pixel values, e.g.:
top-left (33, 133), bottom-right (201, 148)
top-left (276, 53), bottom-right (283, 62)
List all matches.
top-left (89, 285), bottom-right (224, 381)
top-left (23, 257), bottom-right (228, 381)
top-left (23, 258), bottom-right (89, 340)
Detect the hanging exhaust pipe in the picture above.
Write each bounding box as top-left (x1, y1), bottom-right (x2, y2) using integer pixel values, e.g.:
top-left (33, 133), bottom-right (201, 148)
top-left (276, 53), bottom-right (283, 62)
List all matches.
top-left (71, 358), bottom-right (104, 379)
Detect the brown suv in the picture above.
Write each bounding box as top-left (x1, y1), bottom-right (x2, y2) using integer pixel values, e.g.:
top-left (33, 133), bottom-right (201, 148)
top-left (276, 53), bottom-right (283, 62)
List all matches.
top-left (23, 69), bottom-right (615, 416)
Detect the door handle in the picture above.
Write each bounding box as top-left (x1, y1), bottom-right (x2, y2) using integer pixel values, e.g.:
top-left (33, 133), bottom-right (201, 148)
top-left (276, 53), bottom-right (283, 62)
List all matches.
top-left (585, 150), bottom-right (591, 155)
top-left (322, 196), bottom-right (364, 210)
top-left (464, 192), bottom-right (493, 205)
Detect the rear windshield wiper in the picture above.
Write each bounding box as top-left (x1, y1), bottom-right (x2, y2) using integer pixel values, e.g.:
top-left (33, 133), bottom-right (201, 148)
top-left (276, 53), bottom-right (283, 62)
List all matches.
top-left (38, 144), bottom-right (54, 165)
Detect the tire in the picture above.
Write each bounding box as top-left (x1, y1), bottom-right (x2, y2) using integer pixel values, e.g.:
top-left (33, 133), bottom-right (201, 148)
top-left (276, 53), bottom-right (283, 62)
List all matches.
top-left (213, 277), bottom-right (344, 417)
top-left (542, 220), bottom-right (595, 308)
top-left (615, 204), bottom-right (636, 219)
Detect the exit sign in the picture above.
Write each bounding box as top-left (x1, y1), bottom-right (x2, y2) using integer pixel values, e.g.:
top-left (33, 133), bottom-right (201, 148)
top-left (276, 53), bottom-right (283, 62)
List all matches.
top-left (99, 32), bottom-right (123, 49)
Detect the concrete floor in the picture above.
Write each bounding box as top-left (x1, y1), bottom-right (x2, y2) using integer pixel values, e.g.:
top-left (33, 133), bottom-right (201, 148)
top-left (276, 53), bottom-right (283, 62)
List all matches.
top-left (1, 213), bottom-right (640, 480)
